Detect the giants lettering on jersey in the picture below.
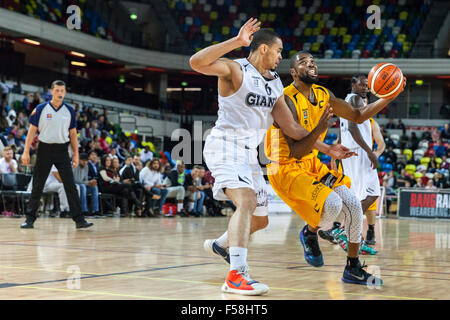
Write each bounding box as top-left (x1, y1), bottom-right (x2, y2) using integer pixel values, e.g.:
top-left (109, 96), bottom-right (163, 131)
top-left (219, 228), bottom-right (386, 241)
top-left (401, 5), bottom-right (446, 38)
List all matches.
top-left (245, 93), bottom-right (277, 108)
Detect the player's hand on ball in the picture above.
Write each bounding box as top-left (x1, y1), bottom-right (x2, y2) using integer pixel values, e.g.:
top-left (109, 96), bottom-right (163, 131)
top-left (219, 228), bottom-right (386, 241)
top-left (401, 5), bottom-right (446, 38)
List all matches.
top-left (317, 104), bottom-right (335, 132)
top-left (236, 18), bottom-right (261, 47)
top-left (328, 144), bottom-right (357, 160)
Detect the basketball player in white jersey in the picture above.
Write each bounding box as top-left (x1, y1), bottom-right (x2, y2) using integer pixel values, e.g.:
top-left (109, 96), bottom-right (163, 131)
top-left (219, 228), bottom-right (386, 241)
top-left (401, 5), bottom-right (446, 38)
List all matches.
top-left (189, 19), bottom-right (353, 295)
top-left (320, 74), bottom-right (383, 248)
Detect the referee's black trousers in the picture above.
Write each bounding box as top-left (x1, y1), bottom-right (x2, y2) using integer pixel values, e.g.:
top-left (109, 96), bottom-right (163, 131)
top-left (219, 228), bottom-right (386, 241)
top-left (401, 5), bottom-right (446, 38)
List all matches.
top-left (27, 142), bottom-right (83, 222)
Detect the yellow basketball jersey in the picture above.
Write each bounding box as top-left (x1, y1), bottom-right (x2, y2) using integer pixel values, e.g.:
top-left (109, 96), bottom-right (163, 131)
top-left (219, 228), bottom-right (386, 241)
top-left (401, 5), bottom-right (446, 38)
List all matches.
top-left (265, 83), bottom-right (331, 163)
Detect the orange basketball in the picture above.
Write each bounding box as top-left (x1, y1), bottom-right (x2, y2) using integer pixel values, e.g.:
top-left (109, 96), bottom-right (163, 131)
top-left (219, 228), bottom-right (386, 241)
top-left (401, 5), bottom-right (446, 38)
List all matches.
top-left (368, 63), bottom-right (404, 99)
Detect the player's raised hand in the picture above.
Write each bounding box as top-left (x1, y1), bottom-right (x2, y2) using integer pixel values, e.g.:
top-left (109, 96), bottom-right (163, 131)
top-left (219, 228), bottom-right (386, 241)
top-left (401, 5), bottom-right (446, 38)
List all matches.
top-left (236, 18), bottom-right (261, 47)
top-left (328, 144), bottom-right (357, 160)
top-left (317, 103), bottom-right (335, 133)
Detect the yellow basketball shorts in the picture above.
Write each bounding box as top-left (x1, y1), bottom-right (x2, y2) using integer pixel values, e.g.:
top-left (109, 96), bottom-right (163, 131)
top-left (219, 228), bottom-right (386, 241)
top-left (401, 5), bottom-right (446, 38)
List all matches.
top-left (267, 157), bottom-right (351, 228)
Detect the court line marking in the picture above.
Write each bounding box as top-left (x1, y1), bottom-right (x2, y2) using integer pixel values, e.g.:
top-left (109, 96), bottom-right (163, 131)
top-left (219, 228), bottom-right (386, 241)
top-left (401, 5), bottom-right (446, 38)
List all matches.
top-left (0, 264), bottom-right (436, 300)
top-left (2, 241), bottom-right (450, 277)
top-left (16, 286), bottom-right (175, 300)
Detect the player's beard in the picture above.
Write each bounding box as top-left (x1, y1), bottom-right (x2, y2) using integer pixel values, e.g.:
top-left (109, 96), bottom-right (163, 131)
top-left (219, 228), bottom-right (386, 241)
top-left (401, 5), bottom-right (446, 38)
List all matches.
top-left (299, 73), bottom-right (318, 84)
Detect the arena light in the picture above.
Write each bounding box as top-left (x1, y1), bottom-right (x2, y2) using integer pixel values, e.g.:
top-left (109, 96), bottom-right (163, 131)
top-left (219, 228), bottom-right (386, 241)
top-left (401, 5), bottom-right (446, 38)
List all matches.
top-left (71, 61), bottom-right (87, 67)
top-left (130, 72), bottom-right (143, 78)
top-left (415, 79), bottom-right (424, 86)
top-left (167, 88), bottom-right (182, 92)
top-left (70, 51), bottom-right (85, 57)
top-left (119, 75), bottom-right (125, 83)
top-left (23, 38), bottom-right (40, 46)
top-left (133, 88), bottom-right (143, 91)
top-left (184, 88), bottom-right (202, 91)
top-left (181, 81), bottom-right (188, 87)
top-left (130, 14), bottom-right (138, 20)
top-left (97, 59), bottom-right (113, 64)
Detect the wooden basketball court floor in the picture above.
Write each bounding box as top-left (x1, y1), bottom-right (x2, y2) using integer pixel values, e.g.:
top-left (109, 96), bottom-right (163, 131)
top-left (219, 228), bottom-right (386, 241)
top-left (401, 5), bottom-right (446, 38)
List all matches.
top-left (0, 213), bottom-right (448, 300)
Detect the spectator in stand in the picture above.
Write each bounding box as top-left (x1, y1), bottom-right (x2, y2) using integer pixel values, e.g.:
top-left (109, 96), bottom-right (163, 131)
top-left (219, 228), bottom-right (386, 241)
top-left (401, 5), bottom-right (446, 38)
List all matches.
top-left (92, 136), bottom-right (103, 156)
top-left (98, 155), bottom-right (143, 217)
top-left (119, 156), bottom-right (133, 176)
top-left (81, 121), bottom-right (93, 142)
top-left (164, 160), bottom-right (191, 217)
top-left (433, 171), bottom-right (447, 189)
top-left (396, 168), bottom-right (413, 188)
top-left (386, 118), bottom-right (396, 129)
top-left (440, 123), bottom-right (450, 141)
top-left (406, 132), bottom-right (419, 150)
top-left (30, 91), bottom-right (44, 112)
top-left (162, 164), bottom-right (172, 180)
top-left (431, 127), bottom-right (440, 143)
top-left (425, 180), bottom-right (437, 190)
top-left (140, 145), bottom-right (153, 165)
top-left (192, 165), bottom-right (207, 217)
top-left (91, 120), bottom-right (101, 137)
top-left (397, 119), bottom-right (406, 132)
top-left (12, 80), bottom-right (22, 94)
top-left (0, 75), bottom-right (10, 102)
top-left (99, 131), bottom-right (111, 154)
top-left (116, 140), bottom-right (130, 161)
top-left (140, 158), bottom-right (167, 216)
top-left (0, 109), bottom-right (8, 131)
top-left (383, 170), bottom-right (396, 195)
top-left (435, 139), bottom-right (446, 158)
top-left (22, 92), bottom-right (32, 114)
top-left (41, 85), bottom-right (52, 101)
top-left (0, 146), bottom-right (18, 174)
top-left (73, 153), bottom-right (100, 217)
top-left (87, 151), bottom-right (100, 180)
top-left (384, 146), bottom-right (397, 165)
top-left (440, 155), bottom-right (449, 170)
top-left (414, 177), bottom-right (424, 188)
top-left (120, 155), bottom-right (153, 217)
top-left (17, 112), bottom-right (28, 129)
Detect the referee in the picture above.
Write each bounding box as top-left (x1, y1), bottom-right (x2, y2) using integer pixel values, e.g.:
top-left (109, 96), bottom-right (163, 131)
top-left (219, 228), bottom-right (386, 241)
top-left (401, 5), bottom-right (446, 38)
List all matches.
top-left (20, 80), bottom-right (93, 229)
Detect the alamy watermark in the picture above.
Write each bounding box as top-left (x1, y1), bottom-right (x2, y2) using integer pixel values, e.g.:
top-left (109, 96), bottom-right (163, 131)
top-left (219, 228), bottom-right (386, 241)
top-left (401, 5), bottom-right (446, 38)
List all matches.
top-left (66, 5), bottom-right (81, 30)
top-left (66, 265), bottom-right (81, 289)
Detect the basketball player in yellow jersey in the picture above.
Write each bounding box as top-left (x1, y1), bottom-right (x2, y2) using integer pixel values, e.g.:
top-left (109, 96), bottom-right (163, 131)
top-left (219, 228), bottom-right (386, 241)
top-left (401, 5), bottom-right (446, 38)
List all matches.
top-left (265, 51), bottom-right (405, 285)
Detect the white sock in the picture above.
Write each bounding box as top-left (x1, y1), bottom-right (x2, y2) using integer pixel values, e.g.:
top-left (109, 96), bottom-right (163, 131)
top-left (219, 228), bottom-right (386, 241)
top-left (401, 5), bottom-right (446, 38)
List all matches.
top-left (188, 201), bottom-right (194, 211)
top-left (177, 203), bottom-right (183, 212)
top-left (215, 231), bottom-right (228, 248)
top-left (229, 247), bottom-right (248, 271)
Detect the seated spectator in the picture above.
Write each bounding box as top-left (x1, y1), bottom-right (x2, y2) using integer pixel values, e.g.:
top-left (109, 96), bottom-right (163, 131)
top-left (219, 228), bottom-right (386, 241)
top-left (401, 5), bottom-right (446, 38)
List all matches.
top-left (191, 165), bottom-right (207, 217)
top-left (28, 165), bottom-right (80, 217)
top-left (440, 123), bottom-right (450, 141)
top-left (91, 120), bottom-right (101, 137)
top-left (383, 170), bottom-right (396, 195)
top-left (98, 155), bottom-right (143, 217)
top-left (81, 121), bottom-right (93, 142)
top-left (140, 145), bottom-right (153, 165)
top-left (0, 110), bottom-right (8, 131)
top-left (383, 146), bottom-right (397, 164)
top-left (164, 160), bottom-right (191, 217)
top-left (87, 151), bottom-right (100, 180)
top-left (140, 158), bottom-right (167, 216)
top-left (120, 155), bottom-right (154, 217)
top-left (435, 140), bottom-right (446, 158)
top-left (414, 177), bottom-right (424, 188)
top-left (431, 127), bottom-right (440, 143)
top-left (0, 146), bottom-right (18, 174)
top-left (440, 155), bottom-right (449, 170)
top-left (386, 118), bottom-right (396, 129)
top-left (162, 164), bottom-right (172, 180)
top-left (73, 153), bottom-right (100, 217)
top-left (397, 119), bottom-right (406, 132)
top-left (99, 131), bottom-right (111, 154)
top-left (425, 180), bottom-right (437, 190)
top-left (41, 85), bottom-right (52, 101)
top-left (116, 140), bottom-right (130, 161)
top-left (119, 156), bottom-right (133, 176)
top-left (433, 171), bottom-right (447, 189)
top-left (395, 168), bottom-right (411, 188)
top-left (30, 91), bottom-right (44, 111)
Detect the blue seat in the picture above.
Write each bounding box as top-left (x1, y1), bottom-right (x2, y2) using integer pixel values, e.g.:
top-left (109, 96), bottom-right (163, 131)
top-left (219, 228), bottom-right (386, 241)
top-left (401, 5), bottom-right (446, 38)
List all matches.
top-left (382, 163), bottom-right (393, 172)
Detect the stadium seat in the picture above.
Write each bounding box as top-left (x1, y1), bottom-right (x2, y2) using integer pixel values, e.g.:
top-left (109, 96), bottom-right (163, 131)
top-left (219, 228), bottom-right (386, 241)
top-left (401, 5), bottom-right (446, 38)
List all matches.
top-left (405, 164), bottom-right (416, 174)
top-left (403, 149), bottom-right (412, 161)
top-left (416, 164), bottom-right (428, 172)
top-left (413, 149), bottom-right (425, 161)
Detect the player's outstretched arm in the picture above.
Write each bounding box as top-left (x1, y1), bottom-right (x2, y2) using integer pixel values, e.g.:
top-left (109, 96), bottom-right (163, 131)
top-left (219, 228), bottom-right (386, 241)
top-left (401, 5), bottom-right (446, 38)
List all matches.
top-left (329, 77), bottom-right (406, 123)
top-left (189, 18), bottom-right (261, 78)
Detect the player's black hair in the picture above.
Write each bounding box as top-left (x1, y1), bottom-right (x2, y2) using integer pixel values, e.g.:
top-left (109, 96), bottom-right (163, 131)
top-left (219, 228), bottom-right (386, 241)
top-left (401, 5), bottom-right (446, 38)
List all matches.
top-left (51, 80), bottom-right (66, 88)
top-left (351, 73), bottom-right (367, 84)
top-left (249, 29), bottom-right (281, 52)
top-left (290, 51), bottom-right (312, 68)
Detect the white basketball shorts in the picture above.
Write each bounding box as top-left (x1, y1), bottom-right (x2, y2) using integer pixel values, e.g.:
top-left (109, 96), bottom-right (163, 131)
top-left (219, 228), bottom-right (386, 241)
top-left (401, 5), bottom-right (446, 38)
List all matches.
top-left (341, 147), bottom-right (381, 201)
top-left (203, 134), bottom-right (268, 216)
